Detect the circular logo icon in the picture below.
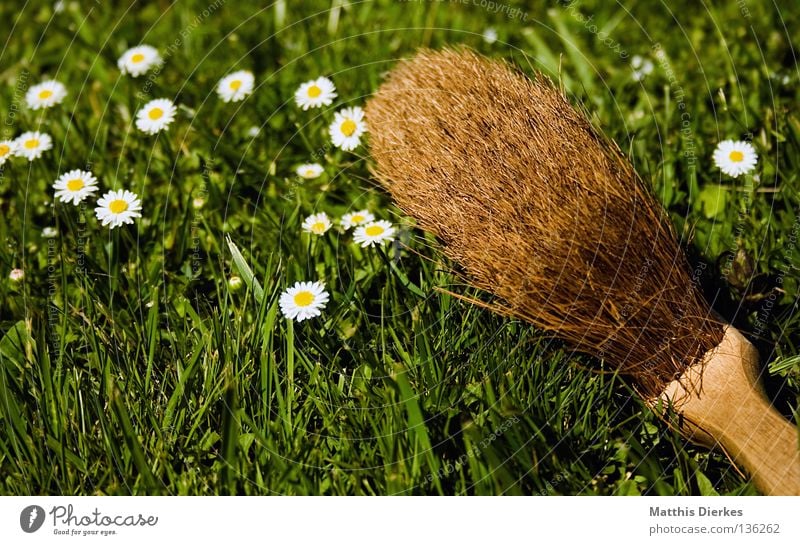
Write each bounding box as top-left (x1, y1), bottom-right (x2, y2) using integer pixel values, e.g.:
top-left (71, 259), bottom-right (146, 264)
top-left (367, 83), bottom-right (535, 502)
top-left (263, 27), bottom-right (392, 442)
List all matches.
top-left (20, 505), bottom-right (45, 533)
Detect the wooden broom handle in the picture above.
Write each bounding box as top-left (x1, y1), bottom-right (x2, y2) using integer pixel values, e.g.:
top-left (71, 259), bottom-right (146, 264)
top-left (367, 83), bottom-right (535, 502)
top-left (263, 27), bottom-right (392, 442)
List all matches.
top-left (659, 325), bottom-right (800, 495)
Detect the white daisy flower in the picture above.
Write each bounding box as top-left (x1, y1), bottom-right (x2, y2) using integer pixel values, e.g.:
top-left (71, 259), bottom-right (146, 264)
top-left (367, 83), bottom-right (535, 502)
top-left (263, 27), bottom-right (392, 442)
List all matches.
top-left (713, 140), bottom-right (758, 178)
top-left (482, 27), bottom-right (498, 44)
top-left (301, 212), bottom-right (332, 235)
top-left (135, 98), bottom-right (177, 134)
top-left (216, 70), bottom-right (255, 103)
top-left (279, 281), bottom-right (330, 322)
top-left (42, 226), bottom-right (58, 238)
top-left (353, 220), bottom-right (396, 247)
top-left (118, 45), bottom-right (162, 77)
top-left (53, 169), bottom-right (99, 205)
top-left (340, 209), bottom-right (374, 230)
top-left (25, 80), bottom-right (67, 110)
top-left (247, 126), bottom-right (260, 137)
top-left (296, 163), bottom-right (324, 179)
top-left (329, 106), bottom-right (366, 151)
top-left (294, 76), bottom-right (337, 110)
top-left (0, 140), bottom-right (16, 165)
top-left (631, 55), bottom-right (654, 82)
top-left (14, 131), bottom-right (53, 161)
top-left (94, 189), bottom-right (143, 229)
top-left (9, 268), bottom-right (24, 282)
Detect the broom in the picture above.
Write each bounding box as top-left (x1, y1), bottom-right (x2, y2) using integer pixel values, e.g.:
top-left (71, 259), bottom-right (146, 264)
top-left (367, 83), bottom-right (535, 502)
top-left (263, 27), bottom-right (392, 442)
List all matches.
top-left (365, 48), bottom-right (800, 495)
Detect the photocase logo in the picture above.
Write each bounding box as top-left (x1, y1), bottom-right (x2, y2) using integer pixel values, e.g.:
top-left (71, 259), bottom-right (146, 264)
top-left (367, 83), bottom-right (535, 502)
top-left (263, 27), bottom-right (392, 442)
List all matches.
top-left (20, 505), bottom-right (45, 533)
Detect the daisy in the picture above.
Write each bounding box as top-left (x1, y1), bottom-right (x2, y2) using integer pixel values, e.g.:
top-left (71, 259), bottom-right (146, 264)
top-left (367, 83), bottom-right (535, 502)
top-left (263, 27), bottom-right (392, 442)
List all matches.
top-left (216, 70), bottom-right (255, 103)
top-left (26, 80), bottom-right (67, 110)
top-left (9, 268), bottom-right (24, 282)
top-left (95, 189), bottom-right (143, 229)
top-left (53, 169), bottom-right (99, 205)
top-left (42, 227), bottom-right (58, 238)
top-left (482, 27), bottom-right (498, 44)
top-left (294, 76), bottom-right (337, 110)
top-left (0, 140), bottom-right (16, 165)
top-left (329, 106), bottom-right (366, 151)
top-left (118, 45), bottom-right (162, 77)
top-left (279, 281), bottom-right (329, 322)
top-left (301, 212), bottom-right (332, 235)
top-left (296, 163), bottom-right (324, 179)
top-left (713, 140), bottom-right (758, 178)
top-left (340, 209), bottom-right (374, 230)
top-left (14, 131), bottom-right (52, 161)
top-left (135, 98), bottom-right (176, 134)
top-left (353, 220), bottom-right (396, 247)
top-left (631, 55), bottom-right (654, 82)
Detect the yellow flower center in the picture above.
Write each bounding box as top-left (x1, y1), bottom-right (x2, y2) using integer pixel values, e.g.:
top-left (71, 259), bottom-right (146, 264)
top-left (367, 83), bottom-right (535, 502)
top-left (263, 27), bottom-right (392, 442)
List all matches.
top-left (131, 53), bottom-right (145, 63)
top-left (39, 90), bottom-right (53, 99)
top-left (365, 225), bottom-right (384, 237)
top-left (340, 119), bottom-right (357, 137)
top-left (67, 178), bottom-right (85, 191)
top-left (307, 85), bottom-right (322, 98)
top-left (148, 107), bottom-right (164, 120)
top-left (24, 139), bottom-right (39, 149)
top-left (109, 199), bottom-right (129, 214)
top-left (350, 215), bottom-right (364, 224)
top-left (729, 150), bottom-right (744, 162)
top-left (293, 291), bottom-right (314, 307)
top-left (229, 80), bottom-right (242, 90)
top-left (305, 169), bottom-right (316, 177)
top-left (311, 222), bottom-right (327, 234)
top-left (0, 144), bottom-right (9, 156)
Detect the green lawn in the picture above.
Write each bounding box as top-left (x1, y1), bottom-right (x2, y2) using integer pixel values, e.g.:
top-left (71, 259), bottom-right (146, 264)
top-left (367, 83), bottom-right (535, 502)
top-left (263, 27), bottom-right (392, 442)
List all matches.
top-left (0, 0), bottom-right (798, 495)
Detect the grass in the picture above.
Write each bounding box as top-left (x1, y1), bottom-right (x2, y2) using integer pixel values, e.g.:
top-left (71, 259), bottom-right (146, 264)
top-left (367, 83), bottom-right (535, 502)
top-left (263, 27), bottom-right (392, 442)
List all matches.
top-left (0, 0), bottom-right (798, 495)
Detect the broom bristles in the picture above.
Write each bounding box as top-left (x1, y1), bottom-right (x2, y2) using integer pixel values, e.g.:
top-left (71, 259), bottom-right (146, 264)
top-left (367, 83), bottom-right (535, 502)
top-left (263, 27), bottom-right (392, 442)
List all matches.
top-left (365, 48), bottom-right (724, 396)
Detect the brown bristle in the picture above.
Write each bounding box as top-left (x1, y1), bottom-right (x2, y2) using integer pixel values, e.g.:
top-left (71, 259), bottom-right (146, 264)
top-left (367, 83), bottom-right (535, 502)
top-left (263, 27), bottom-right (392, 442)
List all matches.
top-left (365, 48), bottom-right (724, 397)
